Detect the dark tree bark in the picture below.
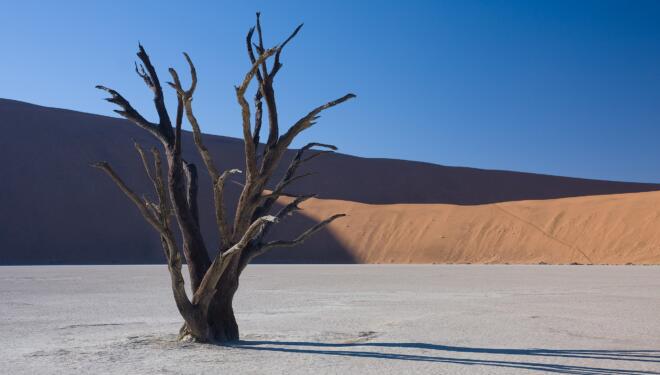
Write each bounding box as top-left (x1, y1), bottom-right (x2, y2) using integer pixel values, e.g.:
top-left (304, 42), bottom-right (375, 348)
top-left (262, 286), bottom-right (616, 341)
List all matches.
top-left (92, 13), bottom-right (355, 343)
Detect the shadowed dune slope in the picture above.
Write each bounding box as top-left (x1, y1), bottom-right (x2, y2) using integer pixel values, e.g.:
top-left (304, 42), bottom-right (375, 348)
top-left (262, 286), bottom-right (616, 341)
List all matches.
top-left (1, 98), bottom-right (659, 264)
top-left (293, 191), bottom-right (660, 264)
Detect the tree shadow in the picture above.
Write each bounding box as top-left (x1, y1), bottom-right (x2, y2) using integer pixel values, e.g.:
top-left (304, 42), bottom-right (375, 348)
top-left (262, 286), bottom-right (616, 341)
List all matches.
top-left (230, 340), bottom-right (660, 374)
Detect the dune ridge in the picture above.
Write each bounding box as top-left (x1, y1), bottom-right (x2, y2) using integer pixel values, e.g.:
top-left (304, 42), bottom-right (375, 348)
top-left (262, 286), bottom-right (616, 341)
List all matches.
top-left (2, 98), bottom-right (660, 264)
top-left (290, 191), bottom-right (660, 264)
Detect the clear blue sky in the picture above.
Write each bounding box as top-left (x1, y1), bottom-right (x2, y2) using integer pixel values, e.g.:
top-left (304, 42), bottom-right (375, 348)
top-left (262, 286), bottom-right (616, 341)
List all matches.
top-left (1, 1), bottom-right (660, 182)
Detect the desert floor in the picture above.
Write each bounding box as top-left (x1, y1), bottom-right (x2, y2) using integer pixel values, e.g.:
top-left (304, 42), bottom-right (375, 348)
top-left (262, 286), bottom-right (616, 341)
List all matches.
top-left (2, 265), bottom-right (660, 374)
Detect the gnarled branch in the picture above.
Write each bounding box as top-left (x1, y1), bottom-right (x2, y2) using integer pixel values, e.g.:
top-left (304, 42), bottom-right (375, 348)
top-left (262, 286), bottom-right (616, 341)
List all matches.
top-left (136, 44), bottom-right (174, 143)
top-left (236, 47), bottom-right (278, 180)
top-left (96, 86), bottom-right (165, 143)
top-left (183, 161), bottom-right (200, 228)
top-left (150, 147), bottom-right (169, 216)
top-left (270, 23), bottom-right (303, 79)
top-left (279, 94), bottom-right (356, 149)
top-left (133, 141), bottom-right (158, 193)
top-left (97, 45), bottom-right (177, 146)
top-left (169, 55), bottom-right (243, 251)
top-left (169, 58), bottom-right (220, 182)
top-left (252, 94), bottom-right (355, 209)
top-left (91, 161), bottom-right (162, 231)
top-left (256, 143), bottom-right (335, 219)
top-left (215, 168), bottom-right (242, 249)
top-left (246, 25), bottom-right (265, 148)
top-left (92, 156), bottom-right (196, 331)
top-left (262, 213), bottom-right (345, 250)
top-left (246, 13), bottom-right (303, 154)
top-left (250, 213), bottom-right (346, 263)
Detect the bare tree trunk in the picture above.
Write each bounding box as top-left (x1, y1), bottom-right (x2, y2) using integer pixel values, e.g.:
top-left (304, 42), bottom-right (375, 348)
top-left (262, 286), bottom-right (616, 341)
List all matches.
top-left (207, 268), bottom-right (240, 341)
top-left (93, 13), bottom-right (354, 343)
top-left (178, 265), bottom-right (240, 342)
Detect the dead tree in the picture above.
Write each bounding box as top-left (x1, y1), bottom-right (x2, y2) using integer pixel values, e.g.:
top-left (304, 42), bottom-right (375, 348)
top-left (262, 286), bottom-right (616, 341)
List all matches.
top-left (92, 13), bottom-right (354, 343)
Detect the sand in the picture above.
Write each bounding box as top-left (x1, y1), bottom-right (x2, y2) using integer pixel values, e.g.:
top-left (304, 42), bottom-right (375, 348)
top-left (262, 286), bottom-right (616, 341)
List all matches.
top-left (2, 265), bottom-right (660, 374)
top-left (2, 98), bottom-right (660, 265)
top-left (287, 190), bottom-right (660, 265)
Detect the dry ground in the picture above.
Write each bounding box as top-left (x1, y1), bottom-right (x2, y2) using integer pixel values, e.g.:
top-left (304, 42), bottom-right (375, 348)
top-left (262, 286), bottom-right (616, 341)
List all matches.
top-left (2, 265), bottom-right (660, 374)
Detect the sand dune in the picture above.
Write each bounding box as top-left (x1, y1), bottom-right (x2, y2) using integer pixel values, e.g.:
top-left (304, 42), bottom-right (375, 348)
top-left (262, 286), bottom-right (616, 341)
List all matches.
top-left (289, 191), bottom-right (660, 264)
top-left (2, 98), bottom-right (660, 264)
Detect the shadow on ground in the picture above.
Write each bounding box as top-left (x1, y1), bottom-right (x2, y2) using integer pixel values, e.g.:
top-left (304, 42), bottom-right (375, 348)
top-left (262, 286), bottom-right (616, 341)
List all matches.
top-left (232, 340), bottom-right (660, 375)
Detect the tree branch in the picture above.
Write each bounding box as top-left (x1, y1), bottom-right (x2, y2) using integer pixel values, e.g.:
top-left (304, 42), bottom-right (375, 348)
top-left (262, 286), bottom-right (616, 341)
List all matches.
top-left (246, 27), bottom-right (264, 85)
top-left (173, 95), bottom-right (184, 155)
top-left (95, 85), bottom-right (165, 143)
top-left (92, 158), bottom-right (196, 323)
top-left (97, 45), bottom-right (175, 146)
top-left (262, 20), bottom-right (303, 148)
top-left (91, 161), bottom-right (162, 231)
top-left (256, 143), bottom-right (335, 218)
top-left (255, 12), bottom-right (269, 78)
top-left (133, 141), bottom-right (158, 193)
top-left (275, 194), bottom-right (316, 219)
top-left (236, 47), bottom-right (278, 180)
top-left (253, 90), bottom-right (264, 148)
top-left (168, 56), bottom-right (221, 183)
top-left (162, 53), bottom-right (213, 290)
top-left (253, 95), bottom-right (355, 208)
top-left (270, 23), bottom-right (303, 79)
top-left (253, 213), bottom-right (346, 260)
top-left (246, 25), bottom-right (265, 148)
top-left (183, 161), bottom-right (200, 228)
top-left (215, 168), bottom-right (242, 250)
top-left (149, 147), bottom-right (171, 221)
top-left (278, 143), bottom-right (336, 188)
top-left (136, 44), bottom-right (174, 143)
top-left (279, 94), bottom-right (356, 149)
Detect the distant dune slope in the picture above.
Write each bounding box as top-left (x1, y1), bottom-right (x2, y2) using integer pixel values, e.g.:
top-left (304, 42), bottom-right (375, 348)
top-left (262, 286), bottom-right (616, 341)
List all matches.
top-left (290, 191), bottom-right (660, 264)
top-left (1, 98), bottom-right (659, 264)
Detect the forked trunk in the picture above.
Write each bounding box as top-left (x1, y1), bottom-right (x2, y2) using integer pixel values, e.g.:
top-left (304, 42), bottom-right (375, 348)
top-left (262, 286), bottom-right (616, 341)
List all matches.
top-left (179, 265), bottom-right (240, 343)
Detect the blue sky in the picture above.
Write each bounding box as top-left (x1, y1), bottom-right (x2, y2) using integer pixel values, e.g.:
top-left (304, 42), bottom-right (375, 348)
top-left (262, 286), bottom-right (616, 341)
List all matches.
top-left (1, 1), bottom-right (660, 182)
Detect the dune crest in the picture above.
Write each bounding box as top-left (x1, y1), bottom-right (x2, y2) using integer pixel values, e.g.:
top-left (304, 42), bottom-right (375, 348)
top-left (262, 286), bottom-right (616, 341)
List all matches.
top-left (2, 98), bottom-right (660, 264)
top-left (288, 191), bottom-right (660, 264)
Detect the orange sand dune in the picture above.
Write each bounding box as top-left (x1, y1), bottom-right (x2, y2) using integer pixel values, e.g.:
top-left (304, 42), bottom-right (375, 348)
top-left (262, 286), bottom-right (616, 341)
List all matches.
top-left (291, 191), bottom-right (660, 264)
top-left (3, 98), bottom-right (660, 264)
